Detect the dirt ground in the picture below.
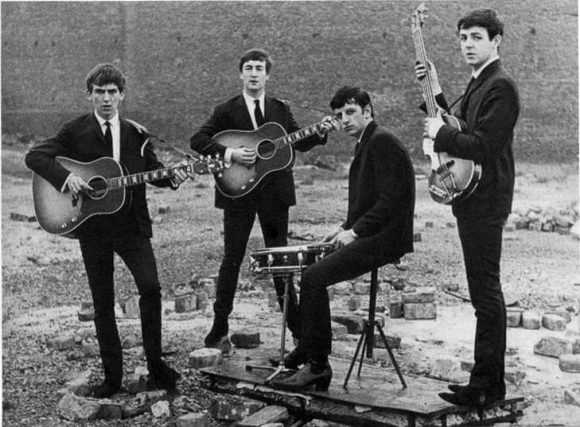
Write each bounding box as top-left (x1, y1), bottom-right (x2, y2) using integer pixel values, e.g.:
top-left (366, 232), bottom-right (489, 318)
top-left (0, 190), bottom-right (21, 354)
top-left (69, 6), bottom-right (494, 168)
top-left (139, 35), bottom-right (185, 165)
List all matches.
top-left (2, 146), bottom-right (580, 426)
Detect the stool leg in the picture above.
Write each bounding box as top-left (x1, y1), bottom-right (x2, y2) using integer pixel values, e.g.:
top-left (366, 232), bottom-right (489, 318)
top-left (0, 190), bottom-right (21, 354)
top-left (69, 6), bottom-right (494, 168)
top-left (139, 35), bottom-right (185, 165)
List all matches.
top-left (375, 321), bottom-right (407, 388)
top-left (343, 327), bottom-right (366, 388)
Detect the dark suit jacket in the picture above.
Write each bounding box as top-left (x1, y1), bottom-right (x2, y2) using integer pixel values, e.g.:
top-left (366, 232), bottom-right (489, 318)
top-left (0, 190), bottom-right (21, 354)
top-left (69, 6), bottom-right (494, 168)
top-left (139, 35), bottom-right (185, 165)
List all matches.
top-left (342, 121), bottom-right (415, 263)
top-left (190, 94), bottom-right (326, 209)
top-left (434, 60), bottom-right (520, 219)
top-left (25, 113), bottom-right (174, 239)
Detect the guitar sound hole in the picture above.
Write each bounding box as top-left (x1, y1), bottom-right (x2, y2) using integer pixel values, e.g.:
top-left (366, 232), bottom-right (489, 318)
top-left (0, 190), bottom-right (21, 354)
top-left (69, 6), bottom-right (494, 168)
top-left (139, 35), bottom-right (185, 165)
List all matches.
top-left (256, 139), bottom-right (276, 160)
top-left (87, 177), bottom-right (108, 200)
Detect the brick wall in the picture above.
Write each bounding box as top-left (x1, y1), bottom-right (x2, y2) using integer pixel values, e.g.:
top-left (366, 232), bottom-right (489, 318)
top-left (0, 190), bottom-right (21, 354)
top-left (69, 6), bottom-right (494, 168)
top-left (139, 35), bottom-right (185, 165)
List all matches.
top-left (1, 1), bottom-right (577, 162)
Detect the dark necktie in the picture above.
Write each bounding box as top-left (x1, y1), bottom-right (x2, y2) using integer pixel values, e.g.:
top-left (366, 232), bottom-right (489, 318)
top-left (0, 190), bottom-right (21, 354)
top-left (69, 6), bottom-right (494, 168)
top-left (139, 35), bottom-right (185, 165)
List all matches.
top-left (254, 99), bottom-right (265, 127)
top-left (104, 121), bottom-right (112, 146)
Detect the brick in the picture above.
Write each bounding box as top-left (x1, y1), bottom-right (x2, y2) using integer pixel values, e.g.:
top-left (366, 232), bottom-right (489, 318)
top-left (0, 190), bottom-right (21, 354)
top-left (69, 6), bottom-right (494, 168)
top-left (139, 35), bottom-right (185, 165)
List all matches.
top-left (506, 308), bottom-right (523, 327)
top-left (57, 393), bottom-right (101, 421)
top-left (175, 294), bottom-right (197, 313)
top-left (237, 406), bottom-right (289, 427)
top-left (401, 287), bottom-right (436, 303)
top-left (389, 300), bottom-right (404, 318)
top-left (211, 398), bottom-right (266, 421)
top-left (542, 313), bottom-right (567, 331)
top-left (522, 311), bottom-right (541, 329)
top-left (373, 334), bottom-right (401, 349)
top-left (331, 321), bottom-right (348, 340)
top-left (560, 354), bottom-right (580, 373)
top-left (230, 331), bottom-right (261, 348)
top-left (188, 348), bottom-right (222, 369)
top-left (404, 303), bottom-right (436, 320)
top-left (348, 296), bottom-right (361, 311)
top-left (49, 335), bottom-right (75, 351)
top-left (331, 314), bottom-right (365, 334)
top-left (124, 296), bottom-right (141, 319)
top-left (564, 389), bottom-right (580, 406)
top-left (534, 336), bottom-right (574, 358)
top-left (176, 412), bottom-right (210, 427)
top-left (545, 308), bottom-right (572, 323)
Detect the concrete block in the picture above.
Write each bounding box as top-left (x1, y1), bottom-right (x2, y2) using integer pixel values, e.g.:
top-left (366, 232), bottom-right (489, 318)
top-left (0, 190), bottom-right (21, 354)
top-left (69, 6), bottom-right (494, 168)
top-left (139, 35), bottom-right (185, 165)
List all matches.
top-left (542, 313), bottom-right (567, 331)
top-left (373, 334), bottom-right (401, 349)
top-left (331, 314), bottom-right (365, 334)
top-left (124, 296), bottom-right (141, 319)
top-left (211, 398), bottom-right (266, 421)
top-left (506, 308), bottom-right (523, 327)
top-left (404, 303), bottom-right (436, 320)
top-left (238, 405), bottom-right (289, 427)
top-left (348, 296), bottom-right (362, 311)
top-left (522, 311), bottom-right (541, 329)
top-left (176, 412), bottom-right (210, 427)
top-left (56, 393), bottom-right (101, 421)
top-left (49, 335), bottom-right (75, 351)
top-left (389, 300), bottom-right (404, 318)
top-left (331, 321), bottom-right (349, 340)
top-left (188, 348), bottom-right (222, 369)
top-left (534, 336), bottom-right (574, 358)
top-left (230, 331), bottom-right (261, 349)
top-left (175, 294), bottom-right (197, 313)
top-left (96, 400), bottom-right (123, 420)
top-left (196, 291), bottom-right (209, 310)
top-left (402, 287), bottom-right (436, 303)
top-left (353, 282), bottom-right (370, 295)
top-left (560, 354), bottom-right (580, 373)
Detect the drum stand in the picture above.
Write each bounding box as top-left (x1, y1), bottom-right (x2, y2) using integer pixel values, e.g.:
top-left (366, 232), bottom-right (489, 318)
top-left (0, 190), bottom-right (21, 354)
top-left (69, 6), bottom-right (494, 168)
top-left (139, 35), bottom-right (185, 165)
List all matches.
top-left (245, 273), bottom-right (295, 382)
top-left (343, 268), bottom-right (407, 389)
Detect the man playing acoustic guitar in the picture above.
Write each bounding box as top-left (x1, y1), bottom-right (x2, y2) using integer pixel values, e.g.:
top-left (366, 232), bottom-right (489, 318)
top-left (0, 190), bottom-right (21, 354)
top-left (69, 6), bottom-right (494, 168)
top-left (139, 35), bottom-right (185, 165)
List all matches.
top-left (25, 63), bottom-right (190, 397)
top-left (415, 9), bottom-right (520, 407)
top-left (190, 48), bottom-right (335, 355)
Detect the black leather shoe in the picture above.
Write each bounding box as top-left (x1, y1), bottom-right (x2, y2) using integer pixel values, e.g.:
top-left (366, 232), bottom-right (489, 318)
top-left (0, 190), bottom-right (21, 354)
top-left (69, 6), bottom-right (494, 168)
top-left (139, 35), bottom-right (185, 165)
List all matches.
top-left (439, 386), bottom-right (505, 407)
top-left (448, 383), bottom-right (466, 393)
top-left (90, 381), bottom-right (121, 398)
top-left (148, 362), bottom-right (181, 393)
top-left (284, 348), bottom-right (309, 370)
top-left (271, 361), bottom-right (332, 392)
top-left (204, 321), bottom-right (228, 347)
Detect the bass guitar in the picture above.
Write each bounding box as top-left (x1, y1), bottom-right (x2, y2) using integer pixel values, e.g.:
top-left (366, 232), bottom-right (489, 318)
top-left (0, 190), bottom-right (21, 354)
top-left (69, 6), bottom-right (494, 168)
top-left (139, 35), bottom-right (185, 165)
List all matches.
top-left (33, 155), bottom-right (223, 237)
top-left (212, 118), bottom-right (337, 198)
top-left (411, 3), bottom-right (481, 205)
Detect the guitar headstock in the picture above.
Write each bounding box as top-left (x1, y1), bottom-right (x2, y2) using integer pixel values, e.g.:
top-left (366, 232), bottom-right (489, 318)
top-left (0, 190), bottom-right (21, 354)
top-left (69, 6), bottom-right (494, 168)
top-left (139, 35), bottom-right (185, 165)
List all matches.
top-left (411, 3), bottom-right (428, 30)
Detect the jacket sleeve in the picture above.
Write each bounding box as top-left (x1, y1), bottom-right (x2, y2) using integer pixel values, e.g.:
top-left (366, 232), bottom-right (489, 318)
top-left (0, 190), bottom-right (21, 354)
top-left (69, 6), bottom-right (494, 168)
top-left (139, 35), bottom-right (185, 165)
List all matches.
top-left (190, 104), bottom-right (230, 158)
top-left (434, 79), bottom-right (519, 162)
top-left (24, 122), bottom-right (74, 191)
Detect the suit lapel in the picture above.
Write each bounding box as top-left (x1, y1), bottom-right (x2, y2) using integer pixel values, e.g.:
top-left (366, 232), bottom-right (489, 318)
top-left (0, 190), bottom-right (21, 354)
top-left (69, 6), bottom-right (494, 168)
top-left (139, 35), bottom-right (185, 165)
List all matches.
top-left (355, 121), bottom-right (377, 158)
top-left (461, 60), bottom-right (500, 116)
top-left (235, 96), bottom-right (254, 130)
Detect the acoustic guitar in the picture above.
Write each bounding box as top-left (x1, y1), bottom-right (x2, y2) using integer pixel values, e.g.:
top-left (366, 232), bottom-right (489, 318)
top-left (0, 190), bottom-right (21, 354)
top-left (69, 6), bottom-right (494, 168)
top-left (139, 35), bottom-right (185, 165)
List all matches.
top-left (32, 155), bottom-right (223, 237)
top-left (412, 4), bottom-right (482, 205)
top-left (211, 118), bottom-right (337, 198)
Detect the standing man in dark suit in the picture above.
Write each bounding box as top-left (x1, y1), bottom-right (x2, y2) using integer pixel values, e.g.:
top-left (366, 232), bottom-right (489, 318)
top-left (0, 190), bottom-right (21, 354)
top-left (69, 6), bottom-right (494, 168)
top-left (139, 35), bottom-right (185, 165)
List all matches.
top-left (273, 86), bottom-right (415, 391)
top-left (25, 63), bottom-right (188, 397)
top-left (190, 48), bottom-right (334, 351)
top-left (416, 9), bottom-right (520, 407)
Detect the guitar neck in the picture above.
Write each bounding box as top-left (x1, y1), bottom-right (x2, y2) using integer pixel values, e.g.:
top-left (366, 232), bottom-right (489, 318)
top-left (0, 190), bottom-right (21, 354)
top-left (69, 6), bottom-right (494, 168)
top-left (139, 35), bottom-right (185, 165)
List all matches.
top-left (276, 120), bottom-right (328, 147)
top-left (108, 162), bottom-right (199, 189)
top-left (412, 25), bottom-right (439, 118)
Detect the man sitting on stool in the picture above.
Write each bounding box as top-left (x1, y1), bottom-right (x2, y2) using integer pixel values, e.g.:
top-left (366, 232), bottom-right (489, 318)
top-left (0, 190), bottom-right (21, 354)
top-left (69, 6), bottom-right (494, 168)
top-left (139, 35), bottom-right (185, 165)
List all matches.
top-left (272, 86), bottom-right (415, 391)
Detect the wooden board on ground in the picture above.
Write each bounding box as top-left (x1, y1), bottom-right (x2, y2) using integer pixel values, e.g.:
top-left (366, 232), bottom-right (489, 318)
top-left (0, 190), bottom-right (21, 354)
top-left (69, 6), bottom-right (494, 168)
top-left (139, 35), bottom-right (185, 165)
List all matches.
top-left (200, 349), bottom-right (524, 427)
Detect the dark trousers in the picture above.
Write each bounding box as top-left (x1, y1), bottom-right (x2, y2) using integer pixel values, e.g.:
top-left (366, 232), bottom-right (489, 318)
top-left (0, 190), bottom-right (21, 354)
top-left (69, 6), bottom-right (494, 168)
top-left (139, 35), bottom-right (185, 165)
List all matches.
top-left (214, 198), bottom-right (301, 338)
top-left (80, 233), bottom-right (163, 387)
top-left (457, 214), bottom-right (507, 393)
top-left (298, 245), bottom-right (398, 362)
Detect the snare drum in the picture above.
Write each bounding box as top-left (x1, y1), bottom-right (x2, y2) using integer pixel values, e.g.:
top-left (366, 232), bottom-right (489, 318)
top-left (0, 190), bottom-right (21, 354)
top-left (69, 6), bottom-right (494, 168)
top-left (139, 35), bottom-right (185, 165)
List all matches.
top-left (249, 243), bottom-right (334, 276)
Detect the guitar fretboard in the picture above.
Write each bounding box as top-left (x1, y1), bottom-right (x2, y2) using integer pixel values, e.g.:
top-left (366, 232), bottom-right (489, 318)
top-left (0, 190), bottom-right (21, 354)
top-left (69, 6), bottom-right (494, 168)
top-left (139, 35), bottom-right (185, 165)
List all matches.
top-left (275, 121), bottom-right (330, 147)
top-left (411, 17), bottom-right (439, 118)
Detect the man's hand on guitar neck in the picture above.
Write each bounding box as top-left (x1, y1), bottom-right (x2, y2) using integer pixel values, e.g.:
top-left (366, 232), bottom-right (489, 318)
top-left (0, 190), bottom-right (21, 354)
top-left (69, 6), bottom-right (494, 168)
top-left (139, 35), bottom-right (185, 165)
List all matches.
top-left (415, 60), bottom-right (442, 95)
top-left (424, 109), bottom-right (446, 140)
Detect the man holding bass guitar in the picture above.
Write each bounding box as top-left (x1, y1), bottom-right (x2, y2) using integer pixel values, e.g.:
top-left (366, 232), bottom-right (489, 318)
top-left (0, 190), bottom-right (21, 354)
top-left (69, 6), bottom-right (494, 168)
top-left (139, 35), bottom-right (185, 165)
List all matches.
top-left (190, 48), bottom-right (335, 353)
top-left (415, 9), bottom-right (520, 407)
top-left (25, 63), bottom-right (190, 397)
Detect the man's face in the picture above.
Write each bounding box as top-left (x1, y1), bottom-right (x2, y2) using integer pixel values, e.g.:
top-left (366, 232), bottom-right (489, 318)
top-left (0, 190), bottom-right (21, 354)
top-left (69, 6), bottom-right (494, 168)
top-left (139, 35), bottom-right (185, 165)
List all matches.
top-left (459, 26), bottom-right (500, 71)
top-left (88, 83), bottom-right (124, 120)
top-left (333, 102), bottom-right (371, 139)
top-left (240, 60), bottom-right (269, 95)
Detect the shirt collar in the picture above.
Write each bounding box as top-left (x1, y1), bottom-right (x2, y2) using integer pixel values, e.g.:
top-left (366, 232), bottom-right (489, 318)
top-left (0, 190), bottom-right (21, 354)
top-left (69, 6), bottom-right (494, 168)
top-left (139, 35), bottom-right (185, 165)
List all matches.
top-left (243, 91), bottom-right (265, 106)
top-left (472, 56), bottom-right (499, 79)
top-left (357, 121), bottom-right (372, 144)
top-left (94, 112), bottom-right (120, 128)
